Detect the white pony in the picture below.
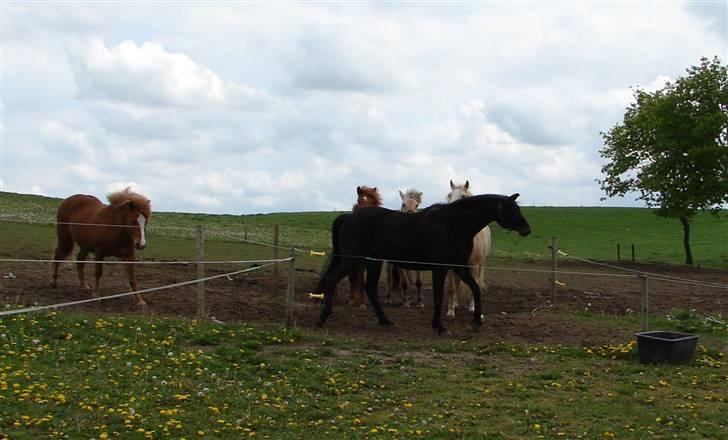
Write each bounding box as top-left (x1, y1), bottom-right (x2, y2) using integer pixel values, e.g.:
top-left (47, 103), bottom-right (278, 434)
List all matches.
top-left (384, 189), bottom-right (424, 307)
top-left (445, 180), bottom-right (491, 320)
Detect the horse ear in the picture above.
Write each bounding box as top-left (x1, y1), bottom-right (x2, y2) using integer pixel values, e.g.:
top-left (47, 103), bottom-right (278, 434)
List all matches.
top-left (509, 193), bottom-right (520, 201)
top-left (399, 190), bottom-right (405, 200)
top-left (450, 180), bottom-right (455, 189)
top-left (464, 180), bottom-right (470, 190)
top-left (356, 186), bottom-right (362, 195)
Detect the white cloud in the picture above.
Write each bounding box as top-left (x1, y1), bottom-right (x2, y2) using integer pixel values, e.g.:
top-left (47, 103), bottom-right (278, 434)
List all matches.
top-left (2, 2), bottom-right (724, 213)
top-left (67, 38), bottom-right (274, 110)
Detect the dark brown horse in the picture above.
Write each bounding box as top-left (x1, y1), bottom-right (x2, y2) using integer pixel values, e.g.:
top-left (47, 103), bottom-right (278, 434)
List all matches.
top-left (348, 186), bottom-right (382, 306)
top-left (385, 189), bottom-right (424, 307)
top-left (50, 187), bottom-right (152, 306)
top-left (318, 193), bottom-right (531, 335)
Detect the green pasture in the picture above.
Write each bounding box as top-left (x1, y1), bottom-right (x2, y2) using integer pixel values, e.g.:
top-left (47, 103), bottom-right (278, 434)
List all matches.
top-left (1, 191), bottom-right (727, 269)
top-left (0, 311), bottom-right (725, 439)
top-left (1, 193), bottom-right (727, 439)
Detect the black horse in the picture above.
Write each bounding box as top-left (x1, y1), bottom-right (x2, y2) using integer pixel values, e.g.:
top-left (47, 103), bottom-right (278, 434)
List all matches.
top-left (317, 193), bottom-right (531, 335)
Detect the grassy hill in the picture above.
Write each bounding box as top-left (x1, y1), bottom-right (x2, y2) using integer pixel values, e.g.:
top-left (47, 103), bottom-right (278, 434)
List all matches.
top-left (1, 191), bottom-right (727, 268)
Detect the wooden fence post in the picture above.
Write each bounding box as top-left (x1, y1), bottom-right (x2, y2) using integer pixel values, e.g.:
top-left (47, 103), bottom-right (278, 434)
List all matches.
top-left (196, 224), bottom-right (205, 320)
top-left (631, 244), bottom-right (635, 263)
top-left (286, 249), bottom-right (296, 328)
top-left (272, 224), bottom-right (280, 295)
top-left (550, 237), bottom-right (557, 303)
top-left (617, 243), bottom-right (621, 263)
top-left (640, 275), bottom-right (649, 331)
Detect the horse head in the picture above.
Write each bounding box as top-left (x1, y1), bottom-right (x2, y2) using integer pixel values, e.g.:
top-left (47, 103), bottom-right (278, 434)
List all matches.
top-left (354, 186), bottom-right (382, 210)
top-left (126, 201), bottom-right (150, 250)
top-left (108, 188), bottom-right (151, 250)
top-left (496, 193), bottom-right (531, 236)
top-left (447, 180), bottom-right (473, 203)
top-left (399, 188), bottom-right (422, 213)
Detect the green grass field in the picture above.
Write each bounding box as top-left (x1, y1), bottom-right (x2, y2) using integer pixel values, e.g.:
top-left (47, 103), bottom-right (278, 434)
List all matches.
top-left (1, 192), bottom-right (727, 438)
top-left (0, 311), bottom-right (725, 439)
top-left (2, 191), bottom-right (727, 268)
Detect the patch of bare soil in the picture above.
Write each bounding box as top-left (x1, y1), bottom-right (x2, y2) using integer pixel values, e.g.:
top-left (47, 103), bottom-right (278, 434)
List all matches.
top-left (1, 260), bottom-right (726, 346)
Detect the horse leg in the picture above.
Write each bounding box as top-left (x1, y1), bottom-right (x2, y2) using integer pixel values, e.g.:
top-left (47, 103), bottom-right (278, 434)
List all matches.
top-left (384, 262), bottom-right (393, 304)
top-left (364, 260), bottom-right (392, 326)
top-left (348, 267), bottom-right (366, 308)
top-left (468, 265), bottom-right (484, 314)
top-left (356, 267), bottom-right (367, 308)
top-left (91, 254), bottom-right (104, 298)
top-left (124, 258), bottom-right (146, 307)
top-left (431, 269), bottom-right (448, 335)
top-left (446, 270), bottom-right (460, 319)
top-left (319, 259), bottom-right (355, 326)
top-left (399, 269), bottom-right (407, 308)
top-left (415, 271), bottom-right (424, 308)
top-left (76, 248), bottom-right (91, 291)
top-left (454, 267), bottom-right (484, 328)
top-left (51, 225), bottom-right (74, 288)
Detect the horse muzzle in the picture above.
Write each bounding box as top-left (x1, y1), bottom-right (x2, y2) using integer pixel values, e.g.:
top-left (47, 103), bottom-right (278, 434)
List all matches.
top-left (517, 226), bottom-right (531, 236)
top-left (136, 242), bottom-right (147, 250)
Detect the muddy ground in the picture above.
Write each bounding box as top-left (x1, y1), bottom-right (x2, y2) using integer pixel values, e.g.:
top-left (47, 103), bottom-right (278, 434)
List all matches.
top-left (1, 259), bottom-right (726, 346)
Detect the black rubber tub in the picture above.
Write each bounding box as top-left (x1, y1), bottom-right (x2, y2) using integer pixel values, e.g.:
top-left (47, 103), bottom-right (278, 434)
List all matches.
top-left (635, 331), bottom-right (698, 364)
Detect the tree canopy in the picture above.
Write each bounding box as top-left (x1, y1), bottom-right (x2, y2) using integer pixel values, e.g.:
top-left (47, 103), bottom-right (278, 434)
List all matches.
top-left (599, 56), bottom-right (728, 264)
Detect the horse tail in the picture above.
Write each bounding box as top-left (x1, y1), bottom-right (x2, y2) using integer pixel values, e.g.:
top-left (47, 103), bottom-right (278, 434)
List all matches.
top-left (314, 213), bottom-right (349, 293)
top-left (53, 201), bottom-right (75, 259)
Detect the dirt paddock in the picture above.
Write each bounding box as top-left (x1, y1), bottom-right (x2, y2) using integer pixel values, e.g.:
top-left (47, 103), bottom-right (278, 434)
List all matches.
top-left (1, 260), bottom-right (726, 346)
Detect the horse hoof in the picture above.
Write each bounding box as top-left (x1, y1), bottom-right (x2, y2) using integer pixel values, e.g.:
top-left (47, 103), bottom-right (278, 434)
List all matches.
top-left (437, 327), bottom-right (449, 336)
top-left (446, 311), bottom-right (455, 319)
top-left (81, 285), bottom-right (91, 291)
top-left (379, 319), bottom-right (394, 327)
top-left (418, 302), bottom-right (425, 309)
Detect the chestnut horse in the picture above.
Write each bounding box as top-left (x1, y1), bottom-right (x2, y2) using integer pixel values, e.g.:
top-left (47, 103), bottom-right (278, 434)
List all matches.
top-left (446, 180), bottom-right (491, 320)
top-left (50, 187), bottom-right (152, 306)
top-left (385, 189), bottom-right (424, 307)
top-left (348, 186), bottom-right (382, 306)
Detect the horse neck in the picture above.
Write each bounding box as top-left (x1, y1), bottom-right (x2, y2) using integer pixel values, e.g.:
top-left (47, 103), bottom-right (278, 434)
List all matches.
top-left (98, 205), bottom-right (131, 238)
top-left (448, 195), bottom-right (502, 235)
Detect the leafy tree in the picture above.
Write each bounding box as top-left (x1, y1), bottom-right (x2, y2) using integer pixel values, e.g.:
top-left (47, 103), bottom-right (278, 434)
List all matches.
top-left (599, 57), bottom-right (728, 265)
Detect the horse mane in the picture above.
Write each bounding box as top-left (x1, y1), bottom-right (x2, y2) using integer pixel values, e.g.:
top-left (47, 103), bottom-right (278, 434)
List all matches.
top-left (428, 194), bottom-right (512, 212)
top-left (107, 187), bottom-right (152, 217)
top-left (403, 188), bottom-right (423, 204)
top-left (353, 186), bottom-right (383, 210)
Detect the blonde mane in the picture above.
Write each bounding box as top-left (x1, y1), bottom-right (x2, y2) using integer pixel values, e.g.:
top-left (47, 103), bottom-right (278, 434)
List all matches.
top-left (107, 187), bottom-right (152, 217)
top-left (403, 188), bottom-right (423, 205)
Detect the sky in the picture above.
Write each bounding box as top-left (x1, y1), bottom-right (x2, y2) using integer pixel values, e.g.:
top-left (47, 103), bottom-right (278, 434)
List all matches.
top-left (1, 1), bottom-right (726, 214)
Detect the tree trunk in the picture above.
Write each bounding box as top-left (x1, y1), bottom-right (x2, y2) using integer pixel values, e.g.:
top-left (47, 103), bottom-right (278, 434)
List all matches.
top-left (679, 217), bottom-right (693, 265)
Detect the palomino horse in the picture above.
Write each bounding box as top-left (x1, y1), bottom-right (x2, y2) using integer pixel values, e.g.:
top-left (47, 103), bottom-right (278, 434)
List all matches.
top-left (317, 193), bottom-right (530, 335)
top-left (446, 180), bottom-right (491, 320)
top-left (348, 186), bottom-right (382, 306)
top-left (385, 189), bottom-right (424, 307)
top-left (50, 187), bottom-right (152, 306)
